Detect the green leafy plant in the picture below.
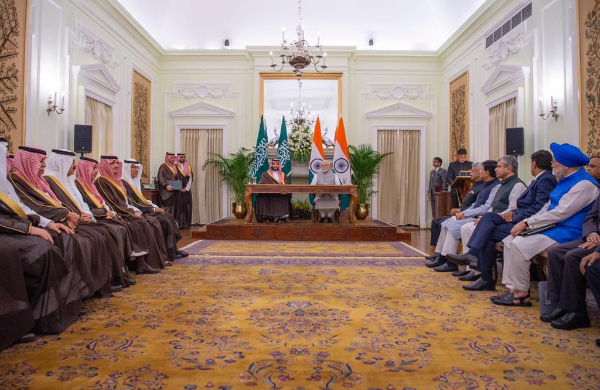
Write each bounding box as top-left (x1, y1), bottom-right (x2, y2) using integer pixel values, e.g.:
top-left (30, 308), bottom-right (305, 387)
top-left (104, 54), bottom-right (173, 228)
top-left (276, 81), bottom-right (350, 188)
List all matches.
top-left (292, 199), bottom-right (313, 219)
top-left (348, 144), bottom-right (392, 204)
top-left (202, 147), bottom-right (255, 203)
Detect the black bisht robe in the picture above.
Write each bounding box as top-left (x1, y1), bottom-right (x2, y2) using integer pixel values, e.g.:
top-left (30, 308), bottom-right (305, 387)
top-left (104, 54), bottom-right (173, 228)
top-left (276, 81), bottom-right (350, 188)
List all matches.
top-left (122, 179), bottom-right (181, 260)
top-left (0, 192), bottom-right (82, 336)
top-left (157, 163), bottom-right (185, 228)
top-left (255, 171), bottom-right (293, 222)
top-left (9, 173), bottom-right (111, 298)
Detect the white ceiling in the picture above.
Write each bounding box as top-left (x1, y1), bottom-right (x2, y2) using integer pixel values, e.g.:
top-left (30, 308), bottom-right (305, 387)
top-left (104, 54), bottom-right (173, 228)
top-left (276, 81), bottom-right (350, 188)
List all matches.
top-left (115, 0), bottom-right (488, 51)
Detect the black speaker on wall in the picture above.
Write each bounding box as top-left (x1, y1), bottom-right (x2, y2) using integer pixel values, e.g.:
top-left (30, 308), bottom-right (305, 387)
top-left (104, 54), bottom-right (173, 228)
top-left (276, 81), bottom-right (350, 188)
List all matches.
top-left (506, 127), bottom-right (524, 156)
top-left (74, 125), bottom-right (92, 154)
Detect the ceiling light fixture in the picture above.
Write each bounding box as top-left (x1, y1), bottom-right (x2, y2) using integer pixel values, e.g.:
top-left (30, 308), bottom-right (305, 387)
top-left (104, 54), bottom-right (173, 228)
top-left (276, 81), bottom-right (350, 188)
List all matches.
top-left (288, 79), bottom-right (315, 128)
top-left (269, 0), bottom-right (327, 78)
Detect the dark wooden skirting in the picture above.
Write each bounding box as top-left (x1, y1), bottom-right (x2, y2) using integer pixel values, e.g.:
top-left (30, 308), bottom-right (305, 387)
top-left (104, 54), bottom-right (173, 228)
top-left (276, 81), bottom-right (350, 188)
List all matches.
top-left (201, 218), bottom-right (410, 242)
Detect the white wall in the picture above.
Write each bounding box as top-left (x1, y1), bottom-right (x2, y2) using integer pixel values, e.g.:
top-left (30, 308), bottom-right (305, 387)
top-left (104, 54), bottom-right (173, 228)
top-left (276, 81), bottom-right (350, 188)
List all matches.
top-left (26, 0), bottom-right (581, 223)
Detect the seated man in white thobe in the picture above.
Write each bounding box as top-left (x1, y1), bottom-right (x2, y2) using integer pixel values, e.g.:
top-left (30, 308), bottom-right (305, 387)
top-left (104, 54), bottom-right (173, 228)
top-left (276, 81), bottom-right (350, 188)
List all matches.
top-left (492, 142), bottom-right (600, 307)
top-left (311, 160), bottom-right (340, 223)
top-left (427, 161), bottom-right (500, 272)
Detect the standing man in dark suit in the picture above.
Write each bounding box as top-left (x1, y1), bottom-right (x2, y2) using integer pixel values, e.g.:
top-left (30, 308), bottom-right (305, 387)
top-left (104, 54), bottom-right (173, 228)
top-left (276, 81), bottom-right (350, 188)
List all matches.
top-left (447, 149), bottom-right (473, 208)
top-left (428, 157), bottom-right (448, 217)
top-left (446, 150), bottom-right (557, 290)
top-left (543, 191), bottom-right (600, 331)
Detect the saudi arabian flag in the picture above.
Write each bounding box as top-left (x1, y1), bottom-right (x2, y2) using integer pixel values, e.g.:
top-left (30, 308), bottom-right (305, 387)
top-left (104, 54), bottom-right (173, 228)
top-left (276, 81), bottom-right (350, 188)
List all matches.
top-left (334, 117), bottom-right (351, 210)
top-left (308, 117), bottom-right (325, 205)
top-left (251, 115), bottom-right (269, 182)
top-left (277, 116), bottom-right (292, 181)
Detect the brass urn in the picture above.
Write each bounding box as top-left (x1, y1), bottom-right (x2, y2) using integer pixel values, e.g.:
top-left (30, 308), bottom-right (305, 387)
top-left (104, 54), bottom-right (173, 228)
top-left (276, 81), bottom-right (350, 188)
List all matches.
top-left (355, 203), bottom-right (370, 220)
top-left (232, 202), bottom-right (247, 219)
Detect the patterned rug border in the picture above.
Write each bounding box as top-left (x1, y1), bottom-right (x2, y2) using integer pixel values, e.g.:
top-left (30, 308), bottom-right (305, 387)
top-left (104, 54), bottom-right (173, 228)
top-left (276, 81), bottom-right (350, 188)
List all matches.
top-left (182, 240), bottom-right (427, 258)
top-left (175, 255), bottom-right (424, 267)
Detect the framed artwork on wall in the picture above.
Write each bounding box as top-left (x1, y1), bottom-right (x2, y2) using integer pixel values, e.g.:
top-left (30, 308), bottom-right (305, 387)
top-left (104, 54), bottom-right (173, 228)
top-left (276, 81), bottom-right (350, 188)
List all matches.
top-left (449, 71), bottom-right (469, 157)
top-left (0, 0), bottom-right (29, 152)
top-left (578, 0), bottom-right (600, 155)
top-left (131, 69), bottom-right (152, 184)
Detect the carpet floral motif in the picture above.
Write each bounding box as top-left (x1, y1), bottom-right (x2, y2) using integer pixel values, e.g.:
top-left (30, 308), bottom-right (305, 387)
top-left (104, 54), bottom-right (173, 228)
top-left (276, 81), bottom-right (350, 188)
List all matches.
top-left (0, 240), bottom-right (599, 389)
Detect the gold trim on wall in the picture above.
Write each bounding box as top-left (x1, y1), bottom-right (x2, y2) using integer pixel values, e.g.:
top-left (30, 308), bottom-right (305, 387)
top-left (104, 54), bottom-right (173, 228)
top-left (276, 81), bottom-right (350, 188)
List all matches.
top-left (260, 72), bottom-right (343, 119)
top-left (0, 0), bottom-right (30, 152)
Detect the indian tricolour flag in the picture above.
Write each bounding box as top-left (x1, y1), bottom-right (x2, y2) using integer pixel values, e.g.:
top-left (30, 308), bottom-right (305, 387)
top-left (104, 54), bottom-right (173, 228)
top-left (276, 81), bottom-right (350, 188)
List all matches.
top-left (333, 117), bottom-right (351, 210)
top-left (308, 117), bottom-right (325, 204)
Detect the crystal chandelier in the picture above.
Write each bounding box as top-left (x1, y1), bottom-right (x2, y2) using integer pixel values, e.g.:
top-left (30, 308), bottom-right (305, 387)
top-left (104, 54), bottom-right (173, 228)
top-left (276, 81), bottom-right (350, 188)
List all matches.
top-left (270, 0), bottom-right (327, 78)
top-left (287, 79), bottom-right (315, 128)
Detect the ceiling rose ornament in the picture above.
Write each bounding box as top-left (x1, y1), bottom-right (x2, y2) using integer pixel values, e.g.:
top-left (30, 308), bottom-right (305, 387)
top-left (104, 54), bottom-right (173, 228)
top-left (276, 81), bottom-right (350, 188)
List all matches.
top-left (269, 0), bottom-right (327, 78)
top-left (288, 79), bottom-right (315, 128)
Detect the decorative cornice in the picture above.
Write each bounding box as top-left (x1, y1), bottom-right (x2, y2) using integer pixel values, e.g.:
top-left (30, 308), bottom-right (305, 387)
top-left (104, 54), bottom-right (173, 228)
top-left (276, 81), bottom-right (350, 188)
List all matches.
top-left (172, 83), bottom-right (234, 99)
top-left (75, 20), bottom-right (117, 68)
top-left (366, 102), bottom-right (432, 119)
top-left (368, 84), bottom-right (427, 100)
top-left (487, 33), bottom-right (523, 67)
top-left (480, 65), bottom-right (524, 95)
top-left (169, 101), bottom-right (235, 118)
top-left (76, 64), bottom-right (121, 94)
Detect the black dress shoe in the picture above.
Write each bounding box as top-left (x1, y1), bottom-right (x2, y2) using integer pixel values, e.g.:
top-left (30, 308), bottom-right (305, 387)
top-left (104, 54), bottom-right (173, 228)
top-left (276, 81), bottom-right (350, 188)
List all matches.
top-left (452, 269), bottom-right (470, 277)
top-left (551, 312), bottom-right (591, 330)
top-left (425, 257), bottom-right (445, 268)
top-left (16, 333), bottom-right (36, 344)
top-left (425, 253), bottom-right (440, 261)
top-left (447, 253), bottom-right (478, 266)
top-left (128, 277), bottom-right (136, 285)
top-left (137, 266), bottom-right (161, 274)
top-left (458, 270), bottom-right (480, 281)
top-left (434, 262), bottom-right (458, 272)
top-left (462, 278), bottom-right (495, 291)
top-left (319, 218), bottom-right (325, 223)
top-left (327, 217), bottom-right (332, 223)
top-left (492, 293), bottom-right (532, 307)
top-left (111, 285), bottom-right (123, 293)
top-left (540, 307), bottom-right (568, 323)
top-left (176, 250), bottom-right (189, 258)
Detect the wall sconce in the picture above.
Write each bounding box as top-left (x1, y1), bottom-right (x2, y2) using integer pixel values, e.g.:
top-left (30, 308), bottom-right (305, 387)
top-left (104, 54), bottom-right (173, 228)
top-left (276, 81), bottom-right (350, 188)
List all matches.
top-left (539, 96), bottom-right (559, 122)
top-left (47, 92), bottom-right (65, 116)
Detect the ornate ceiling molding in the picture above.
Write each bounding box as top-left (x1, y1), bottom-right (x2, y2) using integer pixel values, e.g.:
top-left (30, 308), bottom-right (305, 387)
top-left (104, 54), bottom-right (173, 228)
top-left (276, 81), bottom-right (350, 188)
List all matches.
top-left (487, 33), bottom-right (523, 67)
top-left (368, 84), bottom-right (427, 100)
top-left (75, 21), bottom-right (117, 68)
top-left (172, 83), bottom-right (234, 99)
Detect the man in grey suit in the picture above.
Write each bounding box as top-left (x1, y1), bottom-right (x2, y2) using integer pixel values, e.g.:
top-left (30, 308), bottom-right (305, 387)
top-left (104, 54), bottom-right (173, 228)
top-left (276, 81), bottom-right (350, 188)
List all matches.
top-left (428, 157), bottom-right (448, 217)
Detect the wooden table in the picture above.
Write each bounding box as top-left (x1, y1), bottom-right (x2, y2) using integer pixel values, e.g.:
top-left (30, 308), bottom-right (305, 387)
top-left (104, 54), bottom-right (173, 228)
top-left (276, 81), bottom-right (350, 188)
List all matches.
top-left (244, 184), bottom-right (359, 224)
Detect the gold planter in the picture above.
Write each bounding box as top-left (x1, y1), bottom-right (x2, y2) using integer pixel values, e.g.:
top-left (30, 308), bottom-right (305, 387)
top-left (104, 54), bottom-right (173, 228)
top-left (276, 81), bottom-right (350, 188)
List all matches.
top-left (355, 203), bottom-right (370, 220)
top-left (232, 202), bottom-right (247, 219)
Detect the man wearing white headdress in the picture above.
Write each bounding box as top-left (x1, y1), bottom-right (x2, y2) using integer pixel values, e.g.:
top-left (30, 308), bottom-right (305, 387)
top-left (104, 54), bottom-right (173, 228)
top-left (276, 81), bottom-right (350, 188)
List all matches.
top-left (45, 149), bottom-right (134, 290)
top-left (122, 158), bottom-right (187, 260)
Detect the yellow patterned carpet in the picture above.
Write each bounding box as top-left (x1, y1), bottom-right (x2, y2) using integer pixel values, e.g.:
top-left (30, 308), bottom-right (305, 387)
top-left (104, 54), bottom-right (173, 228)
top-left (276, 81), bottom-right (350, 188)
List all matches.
top-left (1, 240), bottom-right (599, 389)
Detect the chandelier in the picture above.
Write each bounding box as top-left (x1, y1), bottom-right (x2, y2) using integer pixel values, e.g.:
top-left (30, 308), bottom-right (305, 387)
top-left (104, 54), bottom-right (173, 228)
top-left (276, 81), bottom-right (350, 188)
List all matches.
top-left (287, 79), bottom-right (315, 128)
top-left (270, 0), bottom-right (327, 78)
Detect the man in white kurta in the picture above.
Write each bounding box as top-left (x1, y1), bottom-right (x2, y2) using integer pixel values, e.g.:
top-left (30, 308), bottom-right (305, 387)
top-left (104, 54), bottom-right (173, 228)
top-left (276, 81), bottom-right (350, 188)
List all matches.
top-left (493, 143), bottom-right (600, 307)
top-left (310, 160), bottom-right (340, 223)
top-left (430, 161), bottom-right (500, 271)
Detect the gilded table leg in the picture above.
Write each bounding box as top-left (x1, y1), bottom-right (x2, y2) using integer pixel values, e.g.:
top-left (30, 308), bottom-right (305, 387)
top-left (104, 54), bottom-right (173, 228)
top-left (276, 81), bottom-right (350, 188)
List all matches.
top-left (245, 190), bottom-right (252, 224)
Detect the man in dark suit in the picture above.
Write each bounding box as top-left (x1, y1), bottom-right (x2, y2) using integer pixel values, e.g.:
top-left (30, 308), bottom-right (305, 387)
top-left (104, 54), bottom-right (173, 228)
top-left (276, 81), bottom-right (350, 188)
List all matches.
top-left (447, 149), bottom-right (473, 208)
top-left (446, 150), bottom-right (557, 290)
top-left (428, 157), bottom-right (448, 217)
top-left (543, 191), bottom-right (600, 331)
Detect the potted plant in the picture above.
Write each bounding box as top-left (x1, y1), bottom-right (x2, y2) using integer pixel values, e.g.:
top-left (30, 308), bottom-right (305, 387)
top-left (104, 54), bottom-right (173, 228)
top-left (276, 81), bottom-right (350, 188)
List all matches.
top-left (203, 147), bottom-right (254, 219)
top-left (348, 144), bottom-right (392, 219)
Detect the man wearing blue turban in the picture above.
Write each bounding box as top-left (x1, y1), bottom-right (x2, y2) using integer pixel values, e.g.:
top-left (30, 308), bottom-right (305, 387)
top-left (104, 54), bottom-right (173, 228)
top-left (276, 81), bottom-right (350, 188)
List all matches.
top-left (493, 143), bottom-right (600, 307)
